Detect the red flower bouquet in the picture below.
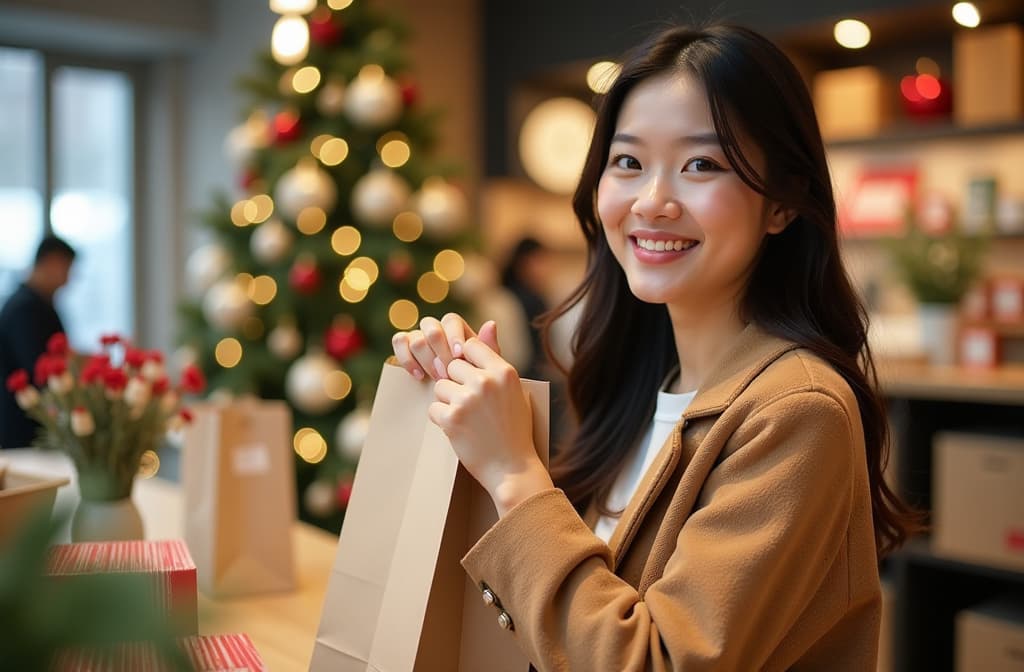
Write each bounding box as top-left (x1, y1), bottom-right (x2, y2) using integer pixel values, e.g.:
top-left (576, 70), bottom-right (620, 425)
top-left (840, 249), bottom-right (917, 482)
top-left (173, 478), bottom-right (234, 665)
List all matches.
top-left (5, 333), bottom-right (206, 501)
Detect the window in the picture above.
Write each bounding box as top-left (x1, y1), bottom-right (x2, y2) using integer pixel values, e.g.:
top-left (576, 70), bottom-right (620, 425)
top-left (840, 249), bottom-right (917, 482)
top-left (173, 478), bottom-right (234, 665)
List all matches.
top-left (0, 46), bottom-right (135, 349)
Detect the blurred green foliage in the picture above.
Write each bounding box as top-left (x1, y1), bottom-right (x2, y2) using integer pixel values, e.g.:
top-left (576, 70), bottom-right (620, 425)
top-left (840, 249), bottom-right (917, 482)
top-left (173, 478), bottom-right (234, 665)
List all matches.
top-left (0, 505), bottom-right (190, 670)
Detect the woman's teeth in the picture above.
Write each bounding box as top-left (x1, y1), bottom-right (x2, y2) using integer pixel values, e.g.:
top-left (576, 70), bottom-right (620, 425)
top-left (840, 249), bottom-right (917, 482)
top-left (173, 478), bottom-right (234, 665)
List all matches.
top-left (635, 237), bottom-right (698, 252)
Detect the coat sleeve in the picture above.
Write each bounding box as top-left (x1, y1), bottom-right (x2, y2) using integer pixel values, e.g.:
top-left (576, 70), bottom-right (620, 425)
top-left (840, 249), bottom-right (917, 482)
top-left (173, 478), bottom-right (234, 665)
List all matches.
top-left (461, 390), bottom-right (858, 671)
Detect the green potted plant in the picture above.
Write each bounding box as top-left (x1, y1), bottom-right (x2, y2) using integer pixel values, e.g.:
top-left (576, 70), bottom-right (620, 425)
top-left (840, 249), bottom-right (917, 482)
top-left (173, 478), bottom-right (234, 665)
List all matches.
top-left (888, 220), bottom-right (987, 364)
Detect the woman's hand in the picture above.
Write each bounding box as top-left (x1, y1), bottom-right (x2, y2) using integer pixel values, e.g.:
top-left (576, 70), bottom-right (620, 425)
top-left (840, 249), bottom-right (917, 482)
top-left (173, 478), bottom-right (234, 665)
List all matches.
top-left (391, 314), bottom-right (553, 516)
top-left (391, 312), bottom-right (500, 381)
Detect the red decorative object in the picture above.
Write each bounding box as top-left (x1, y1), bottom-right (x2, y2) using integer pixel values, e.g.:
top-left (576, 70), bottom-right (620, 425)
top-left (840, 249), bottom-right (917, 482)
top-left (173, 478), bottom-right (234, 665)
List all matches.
top-left (385, 251), bottom-right (414, 283)
top-left (400, 79), bottom-right (419, 107)
top-left (336, 474), bottom-right (354, 509)
top-left (273, 109), bottom-right (302, 145)
top-left (325, 321), bottom-right (365, 360)
top-left (991, 276), bottom-right (1024, 324)
top-left (900, 74), bottom-right (953, 119)
top-left (959, 327), bottom-right (1000, 369)
top-left (839, 166), bottom-right (918, 238)
top-left (308, 7), bottom-right (343, 46)
top-left (289, 259), bottom-right (322, 294)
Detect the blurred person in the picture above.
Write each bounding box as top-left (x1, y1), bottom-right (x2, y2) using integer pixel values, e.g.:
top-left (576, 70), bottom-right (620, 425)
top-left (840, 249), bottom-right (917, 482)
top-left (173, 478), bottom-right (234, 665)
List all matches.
top-left (0, 235), bottom-right (76, 448)
top-left (500, 236), bottom-right (553, 381)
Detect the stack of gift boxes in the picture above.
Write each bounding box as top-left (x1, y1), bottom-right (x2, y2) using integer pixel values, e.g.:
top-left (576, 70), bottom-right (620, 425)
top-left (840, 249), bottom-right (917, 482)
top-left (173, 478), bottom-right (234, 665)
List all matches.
top-left (47, 539), bottom-right (267, 671)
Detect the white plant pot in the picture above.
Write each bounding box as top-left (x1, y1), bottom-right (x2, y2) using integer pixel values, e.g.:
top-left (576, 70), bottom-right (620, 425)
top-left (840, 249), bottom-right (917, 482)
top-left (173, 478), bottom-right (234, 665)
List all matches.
top-left (918, 303), bottom-right (959, 366)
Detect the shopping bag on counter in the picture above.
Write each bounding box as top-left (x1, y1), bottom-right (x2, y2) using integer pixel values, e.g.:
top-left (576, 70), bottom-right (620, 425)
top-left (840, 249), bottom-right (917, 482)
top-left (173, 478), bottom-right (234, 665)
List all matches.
top-left (181, 398), bottom-right (296, 597)
top-left (309, 362), bottom-right (548, 672)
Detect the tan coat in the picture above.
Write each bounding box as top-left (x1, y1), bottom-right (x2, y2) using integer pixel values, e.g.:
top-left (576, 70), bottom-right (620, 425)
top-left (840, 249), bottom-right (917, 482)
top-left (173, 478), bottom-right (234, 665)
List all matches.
top-left (462, 324), bottom-right (881, 671)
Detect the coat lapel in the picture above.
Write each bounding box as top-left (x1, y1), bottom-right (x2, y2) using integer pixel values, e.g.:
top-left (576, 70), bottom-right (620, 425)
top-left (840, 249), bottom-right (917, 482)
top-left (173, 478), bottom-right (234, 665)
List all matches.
top-left (606, 324), bottom-right (802, 568)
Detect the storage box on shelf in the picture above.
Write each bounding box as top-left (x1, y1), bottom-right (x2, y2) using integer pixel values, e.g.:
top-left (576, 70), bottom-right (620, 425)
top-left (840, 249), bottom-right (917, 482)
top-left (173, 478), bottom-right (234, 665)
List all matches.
top-left (932, 432), bottom-right (1024, 573)
top-left (954, 23), bottom-right (1024, 127)
top-left (955, 597), bottom-right (1024, 672)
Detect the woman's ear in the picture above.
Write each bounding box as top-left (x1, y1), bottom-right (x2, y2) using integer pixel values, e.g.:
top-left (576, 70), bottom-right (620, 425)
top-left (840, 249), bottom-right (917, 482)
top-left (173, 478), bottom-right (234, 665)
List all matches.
top-left (766, 203), bottom-right (795, 234)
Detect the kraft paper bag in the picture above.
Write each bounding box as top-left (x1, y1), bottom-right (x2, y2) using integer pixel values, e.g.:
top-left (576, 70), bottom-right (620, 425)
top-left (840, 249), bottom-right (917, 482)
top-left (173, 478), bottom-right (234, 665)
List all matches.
top-left (310, 362), bottom-right (548, 672)
top-left (182, 398), bottom-right (296, 597)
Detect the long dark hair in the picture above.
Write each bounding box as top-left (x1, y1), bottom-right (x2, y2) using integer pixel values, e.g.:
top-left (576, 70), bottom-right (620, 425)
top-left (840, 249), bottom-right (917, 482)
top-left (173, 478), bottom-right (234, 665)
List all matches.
top-left (541, 23), bottom-right (920, 558)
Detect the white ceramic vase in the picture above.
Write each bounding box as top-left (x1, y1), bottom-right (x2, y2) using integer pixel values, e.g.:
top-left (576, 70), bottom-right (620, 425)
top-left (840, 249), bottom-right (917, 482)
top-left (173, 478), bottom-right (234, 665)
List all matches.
top-left (71, 495), bottom-right (144, 542)
top-left (918, 302), bottom-right (959, 366)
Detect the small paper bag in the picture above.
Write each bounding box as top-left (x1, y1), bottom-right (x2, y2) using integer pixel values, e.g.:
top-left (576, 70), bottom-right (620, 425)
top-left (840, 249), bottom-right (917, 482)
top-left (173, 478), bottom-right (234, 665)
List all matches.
top-left (309, 362), bottom-right (548, 672)
top-left (182, 398), bottom-right (295, 597)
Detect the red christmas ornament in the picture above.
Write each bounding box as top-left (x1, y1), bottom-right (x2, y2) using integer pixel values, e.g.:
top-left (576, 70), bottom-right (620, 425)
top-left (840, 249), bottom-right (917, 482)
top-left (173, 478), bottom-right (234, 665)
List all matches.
top-left (325, 322), bottom-right (365, 360)
top-left (336, 474), bottom-right (354, 509)
top-left (308, 7), bottom-right (343, 46)
top-left (289, 259), bottom-right (322, 294)
top-left (273, 109), bottom-right (302, 144)
top-left (385, 252), bottom-right (414, 283)
top-left (400, 79), bottom-right (419, 107)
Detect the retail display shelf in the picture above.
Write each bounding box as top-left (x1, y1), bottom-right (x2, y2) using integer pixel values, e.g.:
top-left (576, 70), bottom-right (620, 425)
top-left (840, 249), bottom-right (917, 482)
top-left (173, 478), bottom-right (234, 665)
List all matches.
top-left (878, 360), bottom-right (1024, 406)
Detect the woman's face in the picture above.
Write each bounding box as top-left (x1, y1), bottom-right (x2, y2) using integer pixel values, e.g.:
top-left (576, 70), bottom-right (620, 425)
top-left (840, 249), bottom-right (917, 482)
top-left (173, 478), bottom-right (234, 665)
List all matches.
top-left (596, 72), bottom-right (786, 317)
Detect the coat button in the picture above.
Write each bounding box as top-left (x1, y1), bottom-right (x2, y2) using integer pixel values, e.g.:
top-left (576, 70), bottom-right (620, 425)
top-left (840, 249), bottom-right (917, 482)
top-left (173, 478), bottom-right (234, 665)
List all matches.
top-left (482, 588), bottom-right (496, 607)
top-left (497, 611), bottom-right (514, 631)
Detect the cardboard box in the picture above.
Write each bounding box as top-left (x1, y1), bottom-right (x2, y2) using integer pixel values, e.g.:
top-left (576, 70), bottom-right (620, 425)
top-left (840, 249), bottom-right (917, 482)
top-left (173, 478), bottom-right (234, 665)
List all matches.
top-left (0, 464), bottom-right (69, 547)
top-left (813, 66), bottom-right (892, 140)
top-left (954, 24), bottom-right (1024, 126)
top-left (955, 598), bottom-right (1024, 672)
top-left (933, 432), bottom-right (1024, 572)
top-left (47, 539), bottom-right (199, 635)
top-left (56, 632), bottom-right (267, 671)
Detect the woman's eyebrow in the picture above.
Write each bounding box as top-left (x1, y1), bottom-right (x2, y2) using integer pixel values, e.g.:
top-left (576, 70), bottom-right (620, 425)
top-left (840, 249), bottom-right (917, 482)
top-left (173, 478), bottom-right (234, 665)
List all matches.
top-left (611, 132), bottom-right (721, 147)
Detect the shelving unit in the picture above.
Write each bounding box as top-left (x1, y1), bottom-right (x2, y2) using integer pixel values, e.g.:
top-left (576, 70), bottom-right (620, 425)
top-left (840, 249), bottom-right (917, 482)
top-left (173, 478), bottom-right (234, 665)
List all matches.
top-left (880, 361), bottom-right (1024, 672)
top-left (776, 3), bottom-right (1024, 668)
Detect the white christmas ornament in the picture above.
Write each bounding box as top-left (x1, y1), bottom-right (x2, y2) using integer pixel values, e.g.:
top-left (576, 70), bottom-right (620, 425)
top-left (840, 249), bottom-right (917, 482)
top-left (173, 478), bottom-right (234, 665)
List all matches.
top-left (351, 169), bottom-right (410, 227)
top-left (286, 352), bottom-right (341, 415)
top-left (303, 480), bottom-right (337, 517)
top-left (335, 407), bottom-right (371, 461)
top-left (413, 178), bottom-right (469, 238)
top-left (268, 322), bottom-right (303, 359)
top-left (202, 280), bottom-right (253, 332)
top-left (451, 253), bottom-right (498, 301)
top-left (344, 70), bottom-right (402, 128)
top-left (186, 244), bottom-right (231, 296)
top-left (274, 159), bottom-right (338, 220)
top-left (223, 112), bottom-right (270, 167)
top-left (316, 79), bottom-right (346, 116)
top-left (250, 218), bottom-right (294, 264)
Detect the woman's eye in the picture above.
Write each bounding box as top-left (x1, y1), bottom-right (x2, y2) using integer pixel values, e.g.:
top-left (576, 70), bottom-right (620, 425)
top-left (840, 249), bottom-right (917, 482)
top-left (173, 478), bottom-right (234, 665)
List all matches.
top-left (683, 157), bottom-right (722, 173)
top-left (611, 154), bottom-right (641, 170)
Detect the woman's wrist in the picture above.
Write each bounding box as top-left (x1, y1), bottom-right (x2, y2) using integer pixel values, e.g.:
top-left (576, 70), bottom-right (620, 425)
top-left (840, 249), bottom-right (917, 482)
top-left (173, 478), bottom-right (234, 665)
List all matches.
top-left (490, 460), bottom-right (554, 518)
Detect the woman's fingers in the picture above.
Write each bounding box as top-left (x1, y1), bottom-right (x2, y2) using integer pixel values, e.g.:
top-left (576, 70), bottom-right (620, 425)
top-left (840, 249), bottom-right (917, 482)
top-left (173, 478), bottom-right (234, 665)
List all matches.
top-left (391, 332), bottom-right (425, 380)
top-left (441, 313), bottom-right (473, 358)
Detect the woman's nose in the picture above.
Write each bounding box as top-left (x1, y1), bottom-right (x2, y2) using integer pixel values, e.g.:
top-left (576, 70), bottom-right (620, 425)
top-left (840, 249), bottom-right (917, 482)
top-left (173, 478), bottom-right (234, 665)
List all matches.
top-left (630, 175), bottom-right (682, 220)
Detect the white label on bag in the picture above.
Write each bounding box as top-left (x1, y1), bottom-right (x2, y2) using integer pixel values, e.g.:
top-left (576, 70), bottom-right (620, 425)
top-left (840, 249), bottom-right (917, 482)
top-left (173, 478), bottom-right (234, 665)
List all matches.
top-left (232, 443), bottom-right (271, 476)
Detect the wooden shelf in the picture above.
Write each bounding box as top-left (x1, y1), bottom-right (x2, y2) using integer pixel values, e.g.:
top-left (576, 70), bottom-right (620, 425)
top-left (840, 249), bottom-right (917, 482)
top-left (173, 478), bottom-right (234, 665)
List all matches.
top-left (897, 536), bottom-right (1024, 585)
top-left (825, 120), bottom-right (1024, 149)
top-left (878, 360), bottom-right (1024, 405)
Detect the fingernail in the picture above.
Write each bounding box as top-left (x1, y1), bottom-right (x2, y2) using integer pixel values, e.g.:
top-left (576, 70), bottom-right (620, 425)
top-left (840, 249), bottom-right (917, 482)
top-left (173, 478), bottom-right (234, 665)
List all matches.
top-left (452, 342), bottom-right (463, 358)
top-left (412, 368), bottom-right (425, 380)
top-left (433, 357), bottom-right (447, 379)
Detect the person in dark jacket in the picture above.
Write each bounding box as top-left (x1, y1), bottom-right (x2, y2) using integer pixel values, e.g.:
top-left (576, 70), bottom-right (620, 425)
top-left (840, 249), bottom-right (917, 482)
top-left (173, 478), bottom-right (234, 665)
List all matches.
top-left (0, 235), bottom-right (76, 448)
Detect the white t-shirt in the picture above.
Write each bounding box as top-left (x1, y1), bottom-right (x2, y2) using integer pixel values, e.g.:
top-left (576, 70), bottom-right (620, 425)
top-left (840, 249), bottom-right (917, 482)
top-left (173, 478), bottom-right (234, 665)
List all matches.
top-left (593, 387), bottom-right (697, 543)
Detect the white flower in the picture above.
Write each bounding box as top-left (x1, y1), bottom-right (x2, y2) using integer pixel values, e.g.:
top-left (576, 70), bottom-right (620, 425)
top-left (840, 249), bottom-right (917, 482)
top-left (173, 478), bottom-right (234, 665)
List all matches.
top-left (125, 376), bottom-right (151, 406)
top-left (140, 360), bottom-right (165, 382)
top-left (48, 371), bottom-right (73, 395)
top-left (70, 407), bottom-right (95, 437)
top-left (159, 390), bottom-right (180, 414)
top-left (15, 387), bottom-right (40, 410)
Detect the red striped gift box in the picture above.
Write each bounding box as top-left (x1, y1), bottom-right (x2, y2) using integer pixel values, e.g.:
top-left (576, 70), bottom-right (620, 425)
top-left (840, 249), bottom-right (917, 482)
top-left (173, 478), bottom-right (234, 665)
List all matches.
top-left (56, 632), bottom-right (267, 671)
top-left (48, 539), bottom-right (198, 635)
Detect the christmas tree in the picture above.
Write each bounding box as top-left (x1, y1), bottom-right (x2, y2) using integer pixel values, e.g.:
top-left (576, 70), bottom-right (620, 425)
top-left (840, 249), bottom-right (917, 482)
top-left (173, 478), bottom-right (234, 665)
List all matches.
top-left (177, 0), bottom-right (477, 532)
